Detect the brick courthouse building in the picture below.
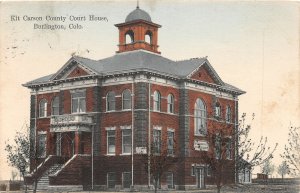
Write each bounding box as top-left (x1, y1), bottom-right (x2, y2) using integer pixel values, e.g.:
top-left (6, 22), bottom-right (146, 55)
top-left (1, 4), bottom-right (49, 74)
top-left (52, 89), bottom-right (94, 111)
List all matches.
top-left (24, 6), bottom-right (245, 191)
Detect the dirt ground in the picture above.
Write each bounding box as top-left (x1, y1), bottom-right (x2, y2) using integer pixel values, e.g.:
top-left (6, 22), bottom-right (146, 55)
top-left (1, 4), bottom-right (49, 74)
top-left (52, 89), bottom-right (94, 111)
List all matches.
top-left (1, 184), bottom-right (299, 193)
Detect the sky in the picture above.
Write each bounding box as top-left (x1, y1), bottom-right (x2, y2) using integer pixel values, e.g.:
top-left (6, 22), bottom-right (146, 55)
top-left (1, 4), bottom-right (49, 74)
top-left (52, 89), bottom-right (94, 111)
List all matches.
top-left (0, 0), bottom-right (299, 180)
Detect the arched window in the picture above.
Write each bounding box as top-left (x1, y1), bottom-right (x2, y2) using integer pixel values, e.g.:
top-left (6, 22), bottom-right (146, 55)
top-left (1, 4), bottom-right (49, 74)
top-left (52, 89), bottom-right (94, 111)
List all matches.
top-left (125, 30), bottom-right (134, 44)
top-left (107, 91), bottom-right (116, 111)
top-left (122, 89), bottom-right (131, 110)
top-left (194, 98), bottom-right (207, 135)
top-left (39, 99), bottom-right (47, 117)
top-left (145, 31), bottom-right (152, 44)
top-left (226, 105), bottom-right (231, 123)
top-left (52, 96), bottom-right (59, 115)
top-left (167, 94), bottom-right (174, 113)
top-left (153, 91), bottom-right (161, 111)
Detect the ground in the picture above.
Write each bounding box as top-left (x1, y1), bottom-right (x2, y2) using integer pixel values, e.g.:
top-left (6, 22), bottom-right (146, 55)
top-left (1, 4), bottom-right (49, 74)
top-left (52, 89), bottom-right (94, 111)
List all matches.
top-left (0, 184), bottom-right (299, 193)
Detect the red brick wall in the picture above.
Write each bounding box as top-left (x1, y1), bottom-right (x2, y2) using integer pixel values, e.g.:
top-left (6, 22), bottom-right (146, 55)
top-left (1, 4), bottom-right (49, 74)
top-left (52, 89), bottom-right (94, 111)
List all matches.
top-left (190, 66), bottom-right (216, 84)
top-left (67, 66), bottom-right (89, 78)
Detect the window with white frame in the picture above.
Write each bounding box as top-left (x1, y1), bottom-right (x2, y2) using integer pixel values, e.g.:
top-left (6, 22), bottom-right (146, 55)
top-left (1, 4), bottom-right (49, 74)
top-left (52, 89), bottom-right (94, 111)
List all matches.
top-left (122, 89), bottom-right (132, 110)
top-left (38, 133), bottom-right (47, 157)
top-left (166, 172), bottom-right (174, 189)
top-left (107, 130), bottom-right (115, 154)
top-left (226, 105), bottom-right (231, 123)
top-left (107, 172), bottom-right (116, 188)
top-left (52, 96), bottom-right (59, 115)
top-left (107, 91), bottom-right (116, 111)
top-left (215, 102), bottom-right (221, 117)
top-left (226, 138), bottom-right (232, 159)
top-left (167, 94), bottom-right (174, 113)
top-left (153, 129), bottom-right (161, 154)
top-left (167, 130), bottom-right (174, 155)
top-left (194, 98), bottom-right (207, 135)
top-left (122, 129), bottom-right (132, 154)
top-left (39, 99), bottom-right (47, 117)
top-left (122, 172), bottom-right (132, 189)
top-left (71, 90), bottom-right (86, 113)
top-left (153, 91), bottom-right (161, 111)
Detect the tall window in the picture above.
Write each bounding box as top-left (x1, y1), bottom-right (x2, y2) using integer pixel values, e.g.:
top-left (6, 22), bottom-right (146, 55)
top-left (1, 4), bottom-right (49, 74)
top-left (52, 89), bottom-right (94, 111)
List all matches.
top-left (122, 172), bottom-right (132, 189)
top-left (215, 134), bottom-right (221, 159)
top-left (107, 172), bottom-right (116, 188)
top-left (107, 91), bottom-right (116, 111)
top-left (167, 94), bottom-right (174, 113)
top-left (215, 102), bottom-right (221, 117)
top-left (194, 98), bottom-right (207, 135)
top-left (71, 91), bottom-right (86, 113)
top-left (38, 133), bottom-right (47, 157)
top-left (52, 96), bottom-right (59, 115)
top-left (122, 89), bottom-right (131, 110)
top-left (107, 130), bottom-right (115, 154)
top-left (153, 129), bottom-right (161, 154)
top-left (167, 130), bottom-right (174, 155)
top-left (226, 139), bottom-right (232, 159)
top-left (153, 91), bottom-right (161, 111)
top-left (39, 99), bottom-right (47, 117)
top-left (122, 129), bottom-right (132, 154)
top-left (226, 106), bottom-right (231, 123)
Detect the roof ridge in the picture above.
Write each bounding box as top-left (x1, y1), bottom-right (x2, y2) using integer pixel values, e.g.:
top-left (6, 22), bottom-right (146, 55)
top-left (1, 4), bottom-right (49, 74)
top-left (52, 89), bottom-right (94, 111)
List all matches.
top-left (175, 56), bottom-right (207, 62)
top-left (73, 55), bottom-right (97, 61)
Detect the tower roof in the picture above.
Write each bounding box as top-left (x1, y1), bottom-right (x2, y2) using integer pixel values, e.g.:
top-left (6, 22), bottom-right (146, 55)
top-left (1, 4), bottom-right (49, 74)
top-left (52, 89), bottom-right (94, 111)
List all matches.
top-left (125, 7), bottom-right (152, 22)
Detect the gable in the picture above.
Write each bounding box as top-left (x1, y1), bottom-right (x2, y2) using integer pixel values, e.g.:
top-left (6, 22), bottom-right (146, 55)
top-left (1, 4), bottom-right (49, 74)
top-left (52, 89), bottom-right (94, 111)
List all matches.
top-left (50, 57), bottom-right (98, 81)
top-left (66, 66), bottom-right (89, 78)
top-left (190, 65), bottom-right (217, 84)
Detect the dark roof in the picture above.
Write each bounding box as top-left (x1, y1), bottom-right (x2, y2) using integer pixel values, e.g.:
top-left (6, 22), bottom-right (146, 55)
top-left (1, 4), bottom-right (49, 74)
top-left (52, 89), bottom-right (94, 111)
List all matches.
top-left (23, 50), bottom-right (245, 95)
top-left (125, 7), bottom-right (152, 22)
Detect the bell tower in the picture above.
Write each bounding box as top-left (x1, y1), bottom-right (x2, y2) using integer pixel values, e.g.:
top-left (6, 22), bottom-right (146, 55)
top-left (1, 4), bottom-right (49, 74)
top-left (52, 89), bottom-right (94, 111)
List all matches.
top-left (115, 6), bottom-right (161, 54)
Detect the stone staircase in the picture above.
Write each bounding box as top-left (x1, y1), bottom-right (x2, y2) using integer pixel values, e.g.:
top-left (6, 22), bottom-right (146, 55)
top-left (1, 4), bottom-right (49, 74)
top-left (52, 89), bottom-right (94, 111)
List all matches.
top-left (36, 164), bottom-right (63, 190)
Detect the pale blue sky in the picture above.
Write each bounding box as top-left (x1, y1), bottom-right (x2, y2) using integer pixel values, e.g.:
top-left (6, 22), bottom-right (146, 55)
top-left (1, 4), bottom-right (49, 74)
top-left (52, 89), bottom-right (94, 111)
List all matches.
top-left (0, 1), bottom-right (299, 180)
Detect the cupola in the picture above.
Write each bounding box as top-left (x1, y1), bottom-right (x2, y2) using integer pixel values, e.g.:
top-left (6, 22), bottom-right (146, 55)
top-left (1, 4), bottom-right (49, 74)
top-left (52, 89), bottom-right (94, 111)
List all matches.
top-left (115, 5), bottom-right (161, 54)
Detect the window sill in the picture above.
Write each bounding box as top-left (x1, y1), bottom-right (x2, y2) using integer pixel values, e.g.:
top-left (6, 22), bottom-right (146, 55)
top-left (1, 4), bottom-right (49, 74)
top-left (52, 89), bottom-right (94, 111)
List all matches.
top-left (38, 116), bottom-right (49, 119)
top-left (120, 153), bottom-right (132, 156)
top-left (194, 134), bottom-right (207, 137)
top-left (106, 154), bottom-right (116, 156)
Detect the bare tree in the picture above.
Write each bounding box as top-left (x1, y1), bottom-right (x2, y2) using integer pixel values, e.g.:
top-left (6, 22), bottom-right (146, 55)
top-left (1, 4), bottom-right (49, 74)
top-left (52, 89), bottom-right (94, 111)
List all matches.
top-left (281, 125), bottom-right (300, 177)
top-left (5, 125), bottom-right (40, 193)
top-left (237, 113), bottom-right (277, 171)
top-left (144, 135), bottom-right (180, 193)
top-left (5, 130), bottom-right (30, 192)
top-left (261, 159), bottom-right (275, 178)
top-left (200, 112), bottom-right (277, 193)
top-left (277, 161), bottom-right (289, 180)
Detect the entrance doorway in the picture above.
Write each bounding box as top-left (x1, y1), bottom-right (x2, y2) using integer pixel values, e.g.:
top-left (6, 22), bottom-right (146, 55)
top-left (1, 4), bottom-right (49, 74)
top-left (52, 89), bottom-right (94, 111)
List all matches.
top-left (196, 167), bottom-right (205, 189)
top-left (56, 133), bottom-right (62, 156)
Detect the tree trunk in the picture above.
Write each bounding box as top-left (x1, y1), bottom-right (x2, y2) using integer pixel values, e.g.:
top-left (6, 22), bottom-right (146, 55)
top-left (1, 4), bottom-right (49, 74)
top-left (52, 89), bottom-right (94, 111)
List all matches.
top-left (217, 186), bottom-right (221, 193)
top-left (154, 179), bottom-right (157, 193)
top-left (22, 173), bottom-right (27, 193)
